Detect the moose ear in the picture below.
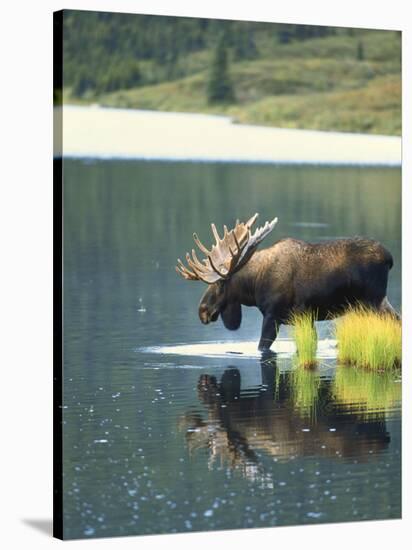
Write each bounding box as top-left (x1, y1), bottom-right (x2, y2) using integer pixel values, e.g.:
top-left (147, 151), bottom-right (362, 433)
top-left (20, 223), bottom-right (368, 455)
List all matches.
top-left (221, 302), bottom-right (242, 331)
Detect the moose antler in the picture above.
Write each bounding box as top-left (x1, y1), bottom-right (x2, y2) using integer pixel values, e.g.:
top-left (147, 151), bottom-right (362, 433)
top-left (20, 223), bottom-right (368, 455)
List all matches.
top-left (176, 213), bottom-right (278, 283)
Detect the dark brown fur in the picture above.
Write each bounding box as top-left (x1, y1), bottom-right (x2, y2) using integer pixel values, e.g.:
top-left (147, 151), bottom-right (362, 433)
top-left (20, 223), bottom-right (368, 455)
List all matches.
top-left (198, 237), bottom-right (397, 351)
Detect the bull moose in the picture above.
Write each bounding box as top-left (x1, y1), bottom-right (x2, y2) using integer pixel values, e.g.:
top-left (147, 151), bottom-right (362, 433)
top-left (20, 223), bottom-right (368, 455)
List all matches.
top-left (176, 213), bottom-right (398, 351)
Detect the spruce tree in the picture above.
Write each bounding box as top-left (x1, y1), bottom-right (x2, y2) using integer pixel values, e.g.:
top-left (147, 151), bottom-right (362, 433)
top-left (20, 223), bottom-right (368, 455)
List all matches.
top-left (357, 40), bottom-right (364, 61)
top-left (207, 37), bottom-right (235, 104)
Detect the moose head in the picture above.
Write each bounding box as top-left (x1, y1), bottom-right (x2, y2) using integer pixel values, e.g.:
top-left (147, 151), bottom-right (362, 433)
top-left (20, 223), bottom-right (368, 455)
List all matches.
top-left (176, 213), bottom-right (278, 331)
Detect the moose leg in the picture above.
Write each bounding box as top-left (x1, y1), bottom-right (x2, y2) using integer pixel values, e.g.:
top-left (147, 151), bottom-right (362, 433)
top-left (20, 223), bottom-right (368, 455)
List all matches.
top-left (258, 314), bottom-right (278, 351)
top-left (379, 297), bottom-right (401, 320)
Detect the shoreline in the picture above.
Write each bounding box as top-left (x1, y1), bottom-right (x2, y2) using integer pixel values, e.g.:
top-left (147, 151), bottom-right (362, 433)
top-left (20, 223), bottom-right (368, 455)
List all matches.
top-left (57, 105), bottom-right (401, 166)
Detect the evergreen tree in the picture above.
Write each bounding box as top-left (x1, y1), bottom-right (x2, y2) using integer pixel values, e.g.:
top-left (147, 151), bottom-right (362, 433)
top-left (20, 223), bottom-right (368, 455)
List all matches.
top-left (357, 40), bottom-right (364, 61)
top-left (207, 37), bottom-right (235, 104)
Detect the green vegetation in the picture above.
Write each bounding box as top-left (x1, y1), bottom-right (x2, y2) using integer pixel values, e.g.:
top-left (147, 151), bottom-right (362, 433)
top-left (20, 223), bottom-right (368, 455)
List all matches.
top-left (207, 37), bottom-right (235, 104)
top-left (290, 311), bottom-right (318, 368)
top-left (333, 366), bottom-right (401, 416)
top-left (62, 11), bottom-right (401, 135)
top-left (229, 75), bottom-right (400, 135)
top-left (357, 40), bottom-right (364, 61)
top-left (335, 307), bottom-right (401, 370)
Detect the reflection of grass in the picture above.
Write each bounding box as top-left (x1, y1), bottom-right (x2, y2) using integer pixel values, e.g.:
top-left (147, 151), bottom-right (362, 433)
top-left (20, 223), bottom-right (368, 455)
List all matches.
top-left (333, 366), bottom-right (401, 415)
top-left (290, 367), bottom-right (321, 419)
top-left (290, 311), bottom-right (318, 368)
top-left (335, 307), bottom-right (401, 370)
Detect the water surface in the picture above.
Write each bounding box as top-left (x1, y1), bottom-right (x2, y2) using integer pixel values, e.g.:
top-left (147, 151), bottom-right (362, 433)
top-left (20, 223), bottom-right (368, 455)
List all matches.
top-left (63, 161), bottom-right (401, 539)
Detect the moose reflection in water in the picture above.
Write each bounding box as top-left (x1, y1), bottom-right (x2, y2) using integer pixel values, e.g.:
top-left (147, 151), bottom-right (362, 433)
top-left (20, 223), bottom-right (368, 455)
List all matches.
top-left (176, 213), bottom-right (398, 351)
top-left (181, 362), bottom-right (397, 484)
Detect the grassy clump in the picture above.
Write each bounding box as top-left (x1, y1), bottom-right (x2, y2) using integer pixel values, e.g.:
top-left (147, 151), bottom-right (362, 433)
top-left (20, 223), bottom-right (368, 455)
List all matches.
top-left (333, 366), bottom-right (401, 416)
top-left (290, 311), bottom-right (318, 368)
top-left (335, 307), bottom-right (401, 370)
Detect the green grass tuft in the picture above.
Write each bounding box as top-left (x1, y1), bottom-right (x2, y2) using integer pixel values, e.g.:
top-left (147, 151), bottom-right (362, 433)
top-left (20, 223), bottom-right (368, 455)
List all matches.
top-left (335, 306), bottom-right (401, 370)
top-left (290, 311), bottom-right (318, 368)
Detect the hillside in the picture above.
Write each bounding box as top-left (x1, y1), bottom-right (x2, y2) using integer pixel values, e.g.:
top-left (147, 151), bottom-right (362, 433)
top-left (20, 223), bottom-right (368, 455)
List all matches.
top-left (61, 11), bottom-right (401, 135)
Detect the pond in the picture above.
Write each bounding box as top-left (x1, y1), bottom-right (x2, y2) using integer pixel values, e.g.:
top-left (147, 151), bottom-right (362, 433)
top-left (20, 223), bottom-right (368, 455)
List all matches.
top-left (62, 160), bottom-right (401, 539)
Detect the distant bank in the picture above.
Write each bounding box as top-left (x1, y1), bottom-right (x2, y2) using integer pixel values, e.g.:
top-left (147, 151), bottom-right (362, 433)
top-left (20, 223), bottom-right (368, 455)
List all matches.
top-left (56, 105), bottom-right (401, 166)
